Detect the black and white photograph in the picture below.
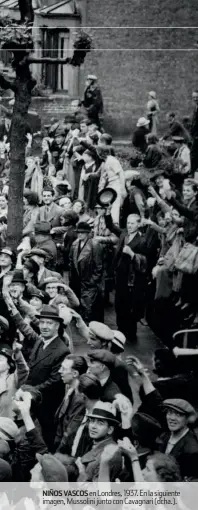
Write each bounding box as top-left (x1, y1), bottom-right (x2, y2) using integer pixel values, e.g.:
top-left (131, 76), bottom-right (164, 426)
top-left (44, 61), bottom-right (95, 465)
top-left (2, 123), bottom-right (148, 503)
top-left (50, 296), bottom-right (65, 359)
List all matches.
top-left (0, 0), bottom-right (198, 505)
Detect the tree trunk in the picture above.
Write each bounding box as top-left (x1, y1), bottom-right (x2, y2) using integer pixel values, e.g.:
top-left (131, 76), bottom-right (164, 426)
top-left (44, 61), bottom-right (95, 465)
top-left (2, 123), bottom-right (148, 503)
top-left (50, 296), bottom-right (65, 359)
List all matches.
top-left (6, 60), bottom-right (34, 250)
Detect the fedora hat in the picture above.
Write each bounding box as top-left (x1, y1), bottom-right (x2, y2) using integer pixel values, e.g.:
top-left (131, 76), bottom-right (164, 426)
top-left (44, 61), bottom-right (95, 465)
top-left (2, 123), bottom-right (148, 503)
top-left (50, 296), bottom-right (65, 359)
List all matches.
top-left (0, 247), bottom-right (14, 261)
top-left (36, 305), bottom-right (63, 323)
top-left (88, 401), bottom-right (120, 424)
top-left (27, 284), bottom-right (50, 304)
top-left (97, 187), bottom-right (117, 207)
top-left (76, 221), bottom-right (92, 234)
top-left (11, 270), bottom-right (26, 285)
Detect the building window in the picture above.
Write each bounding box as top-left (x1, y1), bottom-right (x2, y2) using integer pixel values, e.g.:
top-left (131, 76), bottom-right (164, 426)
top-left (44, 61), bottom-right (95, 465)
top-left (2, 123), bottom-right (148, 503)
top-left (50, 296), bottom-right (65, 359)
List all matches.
top-left (41, 28), bottom-right (70, 93)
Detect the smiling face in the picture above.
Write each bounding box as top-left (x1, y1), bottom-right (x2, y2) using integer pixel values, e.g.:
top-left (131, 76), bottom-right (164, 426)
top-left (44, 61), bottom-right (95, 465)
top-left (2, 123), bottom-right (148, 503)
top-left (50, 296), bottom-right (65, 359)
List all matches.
top-left (45, 283), bottom-right (58, 299)
top-left (88, 417), bottom-right (113, 441)
top-left (39, 318), bottom-right (59, 339)
top-left (166, 409), bottom-right (188, 433)
top-left (127, 214), bottom-right (140, 235)
top-left (42, 190), bottom-right (54, 206)
top-left (182, 183), bottom-right (196, 203)
top-left (9, 282), bottom-right (25, 300)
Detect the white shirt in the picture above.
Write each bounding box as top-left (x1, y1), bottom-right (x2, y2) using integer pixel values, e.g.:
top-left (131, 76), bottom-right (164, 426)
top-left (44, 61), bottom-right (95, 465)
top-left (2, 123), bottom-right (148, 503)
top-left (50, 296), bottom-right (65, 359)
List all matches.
top-left (42, 335), bottom-right (58, 350)
top-left (165, 428), bottom-right (189, 454)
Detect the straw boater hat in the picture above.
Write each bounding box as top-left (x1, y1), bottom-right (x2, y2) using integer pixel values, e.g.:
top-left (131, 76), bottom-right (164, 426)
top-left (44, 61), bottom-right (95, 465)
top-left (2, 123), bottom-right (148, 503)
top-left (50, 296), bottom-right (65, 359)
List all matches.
top-left (88, 401), bottom-right (120, 424)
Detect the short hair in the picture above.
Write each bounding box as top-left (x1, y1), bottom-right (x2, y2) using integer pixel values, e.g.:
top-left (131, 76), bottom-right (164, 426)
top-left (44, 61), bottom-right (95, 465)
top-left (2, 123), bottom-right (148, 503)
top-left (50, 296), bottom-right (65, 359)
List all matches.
top-left (183, 178), bottom-right (197, 192)
top-left (73, 199), bottom-right (85, 213)
top-left (43, 187), bottom-right (54, 196)
top-left (168, 112), bottom-right (175, 119)
top-left (78, 373), bottom-right (102, 400)
top-left (24, 190), bottom-right (39, 206)
top-left (100, 133), bottom-right (112, 146)
top-left (151, 453), bottom-right (181, 482)
top-left (66, 355), bottom-right (88, 375)
top-left (80, 119), bottom-right (89, 126)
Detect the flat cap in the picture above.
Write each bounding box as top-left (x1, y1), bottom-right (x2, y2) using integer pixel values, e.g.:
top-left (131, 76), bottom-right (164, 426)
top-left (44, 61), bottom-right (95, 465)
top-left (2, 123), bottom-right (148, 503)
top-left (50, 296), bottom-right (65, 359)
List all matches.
top-left (27, 248), bottom-right (48, 259)
top-left (163, 399), bottom-right (196, 417)
top-left (88, 349), bottom-right (115, 367)
top-left (89, 321), bottom-right (114, 342)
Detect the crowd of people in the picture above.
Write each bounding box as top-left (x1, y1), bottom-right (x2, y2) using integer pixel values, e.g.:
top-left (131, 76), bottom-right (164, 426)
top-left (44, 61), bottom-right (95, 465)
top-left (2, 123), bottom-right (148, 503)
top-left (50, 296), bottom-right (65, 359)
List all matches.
top-left (0, 75), bottom-right (198, 503)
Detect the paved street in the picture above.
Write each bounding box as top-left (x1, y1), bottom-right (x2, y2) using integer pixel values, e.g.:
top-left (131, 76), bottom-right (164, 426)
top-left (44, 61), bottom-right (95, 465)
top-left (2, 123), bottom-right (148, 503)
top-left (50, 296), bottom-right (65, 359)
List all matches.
top-left (73, 293), bottom-right (162, 374)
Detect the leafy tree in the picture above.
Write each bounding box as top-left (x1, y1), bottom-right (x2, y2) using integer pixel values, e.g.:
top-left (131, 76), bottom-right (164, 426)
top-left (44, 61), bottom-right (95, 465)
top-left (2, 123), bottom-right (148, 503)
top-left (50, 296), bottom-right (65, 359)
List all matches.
top-left (0, 2), bottom-right (92, 249)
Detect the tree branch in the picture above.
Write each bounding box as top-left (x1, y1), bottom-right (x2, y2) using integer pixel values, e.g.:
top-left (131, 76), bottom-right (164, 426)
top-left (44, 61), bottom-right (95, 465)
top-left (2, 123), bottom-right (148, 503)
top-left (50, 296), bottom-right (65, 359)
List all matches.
top-left (0, 73), bottom-right (16, 92)
top-left (28, 57), bottom-right (71, 64)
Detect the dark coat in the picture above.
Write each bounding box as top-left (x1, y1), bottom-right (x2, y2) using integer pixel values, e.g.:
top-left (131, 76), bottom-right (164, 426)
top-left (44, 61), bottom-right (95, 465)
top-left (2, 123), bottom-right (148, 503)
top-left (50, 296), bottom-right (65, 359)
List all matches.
top-left (55, 389), bottom-right (86, 451)
top-left (12, 422), bottom-right (48, 481)
top-left (156, 430), bottom-right (198, 480)
top-left (132, 127), bottom-right (148, 153)
top-left (12, 311), bottom-right (69, 407)
top-left (69, 238), bottom-right (104, 322)
top-left (83, 84), bottom-right (103, 117)
top-left (169, 196), bottom-right (198, 243)
top-left (101, 376), bottom-right (121, 402)
top-left (80, 436), bottom-right (122, 482)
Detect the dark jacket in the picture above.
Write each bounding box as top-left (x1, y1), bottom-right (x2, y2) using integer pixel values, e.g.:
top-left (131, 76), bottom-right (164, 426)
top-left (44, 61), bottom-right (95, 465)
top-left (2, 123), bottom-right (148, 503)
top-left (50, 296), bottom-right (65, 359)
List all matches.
top-left (12, 422), bottom-right (48, 481)
top-left (156, 430), bottom-right (198, 480)
top-left (80, 436), bottom-right (123, 482)
top-left (11, 311), bottom-right (68, 406)
top-left (132, 127), bottom-right (148, 153)
top-left (55, 389), bottom-right (86, 451)
top-left (83, 84), bottom-right (103, 116)
top-left (100, 375), bottom-right (120, 402)
top-left (69, 237), bottom-right (104, 322)
top-left (169, 195), bottom-right (198, 243)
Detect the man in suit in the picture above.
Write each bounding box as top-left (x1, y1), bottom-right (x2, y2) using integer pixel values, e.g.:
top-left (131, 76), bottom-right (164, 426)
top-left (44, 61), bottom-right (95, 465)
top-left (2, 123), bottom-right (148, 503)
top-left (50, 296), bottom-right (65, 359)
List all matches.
top-left (156, 399), bottom-right (198, 480)
top-left (69, 222), bottom-right (104, 323)
top-left (54, 354), bottom-right (87, 452)
top-left (5, 299), bottom-right (69, 450)
top-left (87, 350), bottom-right (121, 402)
top-left (36, 187), bottom-right (62, 227)
top-left (82, 75), bottom-right (103, 129)
top-left (26, 248), bottom-right (62, 288)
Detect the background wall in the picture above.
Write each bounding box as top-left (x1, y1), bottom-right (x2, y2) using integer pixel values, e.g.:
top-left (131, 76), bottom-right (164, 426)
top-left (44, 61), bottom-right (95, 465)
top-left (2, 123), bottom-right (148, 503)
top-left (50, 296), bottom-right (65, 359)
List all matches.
top-left (79, 0), bottom-right (198, 136)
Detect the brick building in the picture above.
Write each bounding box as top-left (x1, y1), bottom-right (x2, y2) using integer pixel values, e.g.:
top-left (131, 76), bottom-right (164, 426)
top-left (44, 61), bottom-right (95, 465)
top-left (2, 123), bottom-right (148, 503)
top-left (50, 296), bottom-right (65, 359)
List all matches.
top-left (1, 0), bottom-right (198, 137)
